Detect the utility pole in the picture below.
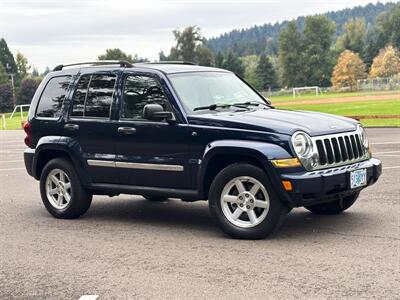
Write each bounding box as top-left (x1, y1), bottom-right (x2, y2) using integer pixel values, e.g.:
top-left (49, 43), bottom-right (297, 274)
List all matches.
top-left (9, 74), bottom-right (16, 108)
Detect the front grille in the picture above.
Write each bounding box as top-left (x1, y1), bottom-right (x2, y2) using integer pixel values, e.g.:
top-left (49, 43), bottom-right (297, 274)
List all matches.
top-left (313, 131), bottom-right (368, 169)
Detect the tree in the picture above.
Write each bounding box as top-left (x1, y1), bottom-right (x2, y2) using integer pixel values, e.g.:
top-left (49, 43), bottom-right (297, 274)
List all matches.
top-left (369, 45), bottom-right (400, 78)
top-left (16, 77), bottom-right (42, 105)
top-left (336, 18), bottom-right (367, 56)
top-left (15, 52), bottom-right (30, 78)
top-left (0, 38), bottom-right (17, 75)
top-left (42, 67), bottom-right (50, 77)
top-left (302, 16), bottom-right (336, 87)
top-left (242, 55), bottom-right (261, 89)
top-left (98, 48), bottom-right (147, 63)
top-left (256, 54), bottom-right (277, 90)
top-left (169, 26), bottom-right (203, 62)
top-left (196, 45), bottom-right (214, 66)
top-left (31, 67), bottom-right (39, 77)
top-left (215, 52), bottom-right (224, 68)
top-left (279, 21), bottom-right (305, 87)
top-left (0, 84), bottom-right (13, 112)
top-left (331, 50), bottom-right (367, 91)
top-left (0, 63), bottom-right (8, 85)
top-left (222, 51), bottom-right (245, 77)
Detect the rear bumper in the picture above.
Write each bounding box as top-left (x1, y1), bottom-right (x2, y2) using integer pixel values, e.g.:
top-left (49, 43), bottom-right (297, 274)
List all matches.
top-left (280, 158), bottom-right (382, 207)
top-left (24, 148), bottom-right (35, 177)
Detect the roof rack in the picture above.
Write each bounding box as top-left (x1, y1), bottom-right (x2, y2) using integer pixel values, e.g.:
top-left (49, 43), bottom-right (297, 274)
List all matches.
top-left (142, 61), bottom-right (196, 66)
top-left (53, 60), bottom-right (133, 71)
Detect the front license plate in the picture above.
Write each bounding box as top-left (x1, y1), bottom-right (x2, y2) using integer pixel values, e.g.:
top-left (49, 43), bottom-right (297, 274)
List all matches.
top-left (350, 168), bottom-right (367, 189)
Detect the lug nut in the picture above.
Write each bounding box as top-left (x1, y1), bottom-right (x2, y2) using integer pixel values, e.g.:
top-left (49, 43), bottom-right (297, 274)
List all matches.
top-left (239, 203), bottom-right (243, 207)
top-left (239, 196), bottom-right (243, 200)
top-left (250, 199), bottom-right (254, 203)
top-left (246, 205), bottom-right (250, 209)
top-left (245, 194), bottom-right (249, 198)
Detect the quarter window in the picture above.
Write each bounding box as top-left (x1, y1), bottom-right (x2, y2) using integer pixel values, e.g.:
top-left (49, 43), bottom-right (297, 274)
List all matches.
top-left (122, 75), bottom-right (169, 120)
top-left (71, 74), bottom-right (116, 118)
top-left (36, 76), bottom-right (71, 118)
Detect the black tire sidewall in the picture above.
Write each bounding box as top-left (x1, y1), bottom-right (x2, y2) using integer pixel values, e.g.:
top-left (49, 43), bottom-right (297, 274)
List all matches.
top-left (209, 163), bottom-right (287, 239)
top-left (40, 158), bottom-right (91, 219)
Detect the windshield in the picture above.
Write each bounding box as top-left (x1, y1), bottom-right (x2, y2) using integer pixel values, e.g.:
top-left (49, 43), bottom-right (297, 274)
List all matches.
top-left (168, 72), bottom-right (268, 112)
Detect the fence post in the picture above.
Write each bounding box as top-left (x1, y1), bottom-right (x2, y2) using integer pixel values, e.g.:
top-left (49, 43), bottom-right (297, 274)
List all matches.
top-left (2, 114), bottom-right (6, 129)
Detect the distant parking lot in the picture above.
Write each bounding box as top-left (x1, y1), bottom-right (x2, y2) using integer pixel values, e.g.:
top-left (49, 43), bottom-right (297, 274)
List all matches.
top-left (0, 128), bottom-right (399, 299)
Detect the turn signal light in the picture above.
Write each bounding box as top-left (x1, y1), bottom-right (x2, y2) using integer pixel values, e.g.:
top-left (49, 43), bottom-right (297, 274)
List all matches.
top-left (282, 180), bottom-right (293, 191)
top-left (23, 121), bottom-right (32, 148)
top-left (271, 158), bottom-right (301, 168)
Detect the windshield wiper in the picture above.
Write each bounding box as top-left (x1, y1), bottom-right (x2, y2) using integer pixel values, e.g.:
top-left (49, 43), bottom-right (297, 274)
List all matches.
top-left (231, 101), bottom-right (272, 108)
top-left (193, 103), bottom-right (232, 111)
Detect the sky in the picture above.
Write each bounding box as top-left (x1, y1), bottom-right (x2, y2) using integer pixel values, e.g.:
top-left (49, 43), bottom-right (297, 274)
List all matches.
top-left (0, 0), bottom-right (394, 72)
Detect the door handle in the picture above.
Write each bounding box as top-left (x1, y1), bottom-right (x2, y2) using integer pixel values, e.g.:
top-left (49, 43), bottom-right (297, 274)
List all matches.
top-left (118, 127), bottom-right (136, 134)
top-left (64, 123), bottom-right (79, 131)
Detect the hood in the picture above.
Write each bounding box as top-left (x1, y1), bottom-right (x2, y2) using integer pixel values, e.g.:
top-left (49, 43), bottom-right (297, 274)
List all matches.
top-left (187, 108), bottom-right (358, 136)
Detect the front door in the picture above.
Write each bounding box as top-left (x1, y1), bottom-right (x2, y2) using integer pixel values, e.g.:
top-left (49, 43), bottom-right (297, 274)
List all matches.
top-left (114, 73), bottom-right (191, 189)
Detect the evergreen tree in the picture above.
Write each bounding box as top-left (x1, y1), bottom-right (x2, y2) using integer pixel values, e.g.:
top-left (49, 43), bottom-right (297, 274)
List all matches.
top-left (336, 18), bottom-right (367, 57)
top-left (0, 63), bottom-right (8, 85)
top-left (256, 54), bottom-right (277, 90)
top-left (0, 38), bottom-right (17, 75)
top-left (222, 51), bottom-right (245, 77)
top-left (0, 84), bottom-right (13, 113)
top-left (196, 45), bottom-right (214, 66)
top-left (215, 52), bottom-right (224, 68)
top-left (302, 16), bottom-right (336, 87)
top-left (16, 77), bottom-right (42, 105)
top-left (278, 21), bottom-right (304, 87)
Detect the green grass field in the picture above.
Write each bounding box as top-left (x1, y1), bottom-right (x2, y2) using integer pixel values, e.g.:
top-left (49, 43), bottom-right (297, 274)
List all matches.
top-left (1, 91), bottom-right (399, 129)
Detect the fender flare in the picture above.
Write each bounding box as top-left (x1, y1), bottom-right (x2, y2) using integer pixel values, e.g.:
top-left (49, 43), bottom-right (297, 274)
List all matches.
top-left (197, 139), bottom-right (293, 198)
top-left (32, 136), bottom-right (90, 185)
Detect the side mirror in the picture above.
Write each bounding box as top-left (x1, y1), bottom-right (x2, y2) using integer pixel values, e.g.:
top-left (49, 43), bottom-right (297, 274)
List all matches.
top-left (143, 104), bottom-right (175, 122)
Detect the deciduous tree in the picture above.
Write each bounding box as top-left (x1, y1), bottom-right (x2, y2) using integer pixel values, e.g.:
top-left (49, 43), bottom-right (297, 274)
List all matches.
top-left (15, 52), bottom-right (30, 77)
top-left (16, 77), bottom-right (42, 105)
top-left (332, 50), bottom-right (367, 91)
top-left (369, 45), bottom-right (400, 78)
top-left (98, 48), bottom-right (147, 63)
top-left (336, 18), bottom-right (367, 56)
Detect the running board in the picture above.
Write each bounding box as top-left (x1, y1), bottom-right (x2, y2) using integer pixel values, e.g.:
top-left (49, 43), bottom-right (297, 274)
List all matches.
top-left (90, 183), bottom-right (200, 201)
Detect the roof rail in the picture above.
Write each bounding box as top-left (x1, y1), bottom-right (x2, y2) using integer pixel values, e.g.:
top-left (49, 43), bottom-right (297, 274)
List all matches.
top-left (142, 61), bottom-right (196, 66)
top-left (53, 60), bottom-right (133, 71)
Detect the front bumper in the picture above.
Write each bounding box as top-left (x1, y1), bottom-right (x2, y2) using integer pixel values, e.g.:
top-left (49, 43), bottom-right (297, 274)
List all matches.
top-left (280, 158), bottom-right (382, 207)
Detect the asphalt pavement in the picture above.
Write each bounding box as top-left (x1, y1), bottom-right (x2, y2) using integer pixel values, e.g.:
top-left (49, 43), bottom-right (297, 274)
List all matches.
top-left (0, 128), bottom-right (399, 299)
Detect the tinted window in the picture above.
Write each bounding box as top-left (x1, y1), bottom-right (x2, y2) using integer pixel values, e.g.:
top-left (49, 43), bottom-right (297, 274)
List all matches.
top-left (122, 75), bottom-right (168, 120)
top-left (71, 74), bottom-right (116, 118)
top-left (36, 76), bottom-right (71, 118)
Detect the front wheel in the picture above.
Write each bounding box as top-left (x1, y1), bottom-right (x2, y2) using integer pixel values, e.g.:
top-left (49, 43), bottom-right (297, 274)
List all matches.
top-left (209, 163), bottom-right (289, 239)
top-left (40, 158), bottom-right (92, 219)
top-left (305, 192), bottom-right (360, 215)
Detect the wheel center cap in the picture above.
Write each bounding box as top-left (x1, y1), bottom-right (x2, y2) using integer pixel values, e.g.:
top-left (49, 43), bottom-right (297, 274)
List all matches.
top-left (238, 192), bottom-right (255, 211)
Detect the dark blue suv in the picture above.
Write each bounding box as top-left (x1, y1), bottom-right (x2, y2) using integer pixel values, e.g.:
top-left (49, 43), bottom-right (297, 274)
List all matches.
top-left (23, 61), bottom-right (382, 239)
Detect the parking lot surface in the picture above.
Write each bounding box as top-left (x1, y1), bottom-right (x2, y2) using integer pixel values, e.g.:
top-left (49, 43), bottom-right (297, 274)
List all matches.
top-left (0, 128), bottom-right (399, 299)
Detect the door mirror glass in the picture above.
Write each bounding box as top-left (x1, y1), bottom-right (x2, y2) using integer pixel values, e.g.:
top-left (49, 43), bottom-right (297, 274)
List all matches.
top-left (143, 104), bottom-right (175, 122)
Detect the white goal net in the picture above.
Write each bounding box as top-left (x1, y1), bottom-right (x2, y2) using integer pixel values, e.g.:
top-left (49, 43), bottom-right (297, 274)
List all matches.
top-left (292, 86), bottom-right (322, 98)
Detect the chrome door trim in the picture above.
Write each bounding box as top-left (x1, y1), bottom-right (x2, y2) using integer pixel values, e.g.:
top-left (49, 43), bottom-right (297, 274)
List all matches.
top-left (87, 160), bottom-right (116, 168)
top-left (115, 161), bottom-right (184, 171)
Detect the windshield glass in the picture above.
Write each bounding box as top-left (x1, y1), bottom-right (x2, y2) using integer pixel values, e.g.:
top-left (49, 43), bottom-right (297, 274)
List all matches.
top-left (168, 72), bottom-right (267, 112)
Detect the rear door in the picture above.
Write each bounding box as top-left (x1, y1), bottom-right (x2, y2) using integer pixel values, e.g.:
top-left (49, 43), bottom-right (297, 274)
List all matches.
top-left (64, 71), bottom-right (120, 183)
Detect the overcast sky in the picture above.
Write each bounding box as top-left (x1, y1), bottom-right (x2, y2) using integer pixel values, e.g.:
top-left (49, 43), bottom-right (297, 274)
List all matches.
top-left (0, 0), bottom-right (393, 72)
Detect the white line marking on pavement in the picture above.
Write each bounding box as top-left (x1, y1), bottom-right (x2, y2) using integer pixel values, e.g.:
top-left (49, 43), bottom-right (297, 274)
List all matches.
top-left (383, 166), bottom-right (400, 170)
top-left (376, 154), bottom-right (400, 157)
top-left (374, 151), bottom-right (400, 154)
top-left (79, 296), bottom-right (99, 300)
top-left (0, 167), bottom-right (25, 171)
top-left (370, 142), bottom-right (400, 145)
top-left (0, 160), bottom-right (23, 163)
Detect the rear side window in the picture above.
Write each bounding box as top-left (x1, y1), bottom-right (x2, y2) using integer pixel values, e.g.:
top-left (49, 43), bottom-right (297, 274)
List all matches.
top-left (36, 76), bottom-right (71, 118)
top-left (71, 74), bottom-right (116, 118)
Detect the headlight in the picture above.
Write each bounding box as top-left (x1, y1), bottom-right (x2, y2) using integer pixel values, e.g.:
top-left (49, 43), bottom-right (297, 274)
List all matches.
top-left (358, 125), bottom-right (368, 148)
top-left (292, 132), bottom-right (313, 158)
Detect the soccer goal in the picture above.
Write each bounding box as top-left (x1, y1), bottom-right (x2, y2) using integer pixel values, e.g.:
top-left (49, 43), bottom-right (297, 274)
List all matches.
top-left (292, 86), bottom-right (322, 98)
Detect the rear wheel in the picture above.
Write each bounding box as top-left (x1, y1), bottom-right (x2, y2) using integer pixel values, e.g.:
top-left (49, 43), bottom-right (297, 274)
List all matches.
top-left (40, 158), bottom-right (92, 219)
top-left (209, 163), bottom-right (288, 239)
top-left (305, 192), bottom-right (359, 215)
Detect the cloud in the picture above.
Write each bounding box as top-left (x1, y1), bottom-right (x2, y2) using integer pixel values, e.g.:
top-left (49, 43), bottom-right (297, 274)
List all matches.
top-left (0, 0), bottom-right (389, 71)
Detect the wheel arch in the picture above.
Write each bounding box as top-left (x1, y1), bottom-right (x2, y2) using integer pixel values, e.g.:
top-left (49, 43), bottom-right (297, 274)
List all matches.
top-left (197, 140), bottom-right (292, 199)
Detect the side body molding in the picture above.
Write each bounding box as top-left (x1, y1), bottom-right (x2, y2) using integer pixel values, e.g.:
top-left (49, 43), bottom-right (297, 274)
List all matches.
top-left (197, 139), bottom-right (293, 198)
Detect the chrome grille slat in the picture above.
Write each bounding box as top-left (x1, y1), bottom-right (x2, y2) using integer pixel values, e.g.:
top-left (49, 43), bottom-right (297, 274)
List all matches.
top-left (311, 130), bottom-right (369, 170)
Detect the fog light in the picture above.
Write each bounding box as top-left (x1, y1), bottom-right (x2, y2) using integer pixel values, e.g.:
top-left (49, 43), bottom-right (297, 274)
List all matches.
top-left (271, 158), bottom-right (301, 168)
top-left (282, 180), bottom-right (293, 191)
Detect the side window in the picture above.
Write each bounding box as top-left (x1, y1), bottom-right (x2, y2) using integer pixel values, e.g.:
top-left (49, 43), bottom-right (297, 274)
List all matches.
top-left (122, 75), bottom-right (169, 120)
top-left (71, 74), bottom-right (116, 118)
top-left (36, 76), bottom-right (71, 118)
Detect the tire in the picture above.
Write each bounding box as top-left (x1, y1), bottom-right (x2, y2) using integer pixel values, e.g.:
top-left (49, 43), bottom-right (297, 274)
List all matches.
top-left (143, 195), bottom-right (168, 202)
top-left (305, 192), bottom-right (360, 215)
top-left (209, 163), bottom-right (289, 239)
top-left (40, 158), bottom-right (92, 219)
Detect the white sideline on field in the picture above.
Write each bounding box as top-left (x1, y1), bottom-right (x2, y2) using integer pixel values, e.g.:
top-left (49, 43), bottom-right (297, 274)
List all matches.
top-left (79, 296), bottom-right (99, 300)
